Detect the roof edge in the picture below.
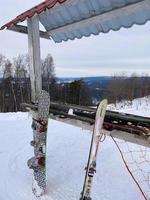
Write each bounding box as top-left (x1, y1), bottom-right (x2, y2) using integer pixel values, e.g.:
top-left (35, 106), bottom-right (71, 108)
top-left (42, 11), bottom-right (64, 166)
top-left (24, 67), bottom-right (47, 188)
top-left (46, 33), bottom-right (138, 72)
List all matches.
top-left (0, 0), bottom-right (66, 30)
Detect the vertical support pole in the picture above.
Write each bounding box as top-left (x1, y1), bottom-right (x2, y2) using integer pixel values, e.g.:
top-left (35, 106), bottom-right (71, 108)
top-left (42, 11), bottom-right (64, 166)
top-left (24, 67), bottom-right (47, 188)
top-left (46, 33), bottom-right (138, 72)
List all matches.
top-left (27, 15), bottom-right (42, 103)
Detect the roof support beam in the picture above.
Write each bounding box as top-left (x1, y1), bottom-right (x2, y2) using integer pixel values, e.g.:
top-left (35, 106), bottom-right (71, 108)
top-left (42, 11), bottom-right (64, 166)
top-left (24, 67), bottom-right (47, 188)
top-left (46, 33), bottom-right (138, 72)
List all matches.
top-left (8, 24), bottom-right (50, 40)
top-left (27, 15), bottom-right (42, 103)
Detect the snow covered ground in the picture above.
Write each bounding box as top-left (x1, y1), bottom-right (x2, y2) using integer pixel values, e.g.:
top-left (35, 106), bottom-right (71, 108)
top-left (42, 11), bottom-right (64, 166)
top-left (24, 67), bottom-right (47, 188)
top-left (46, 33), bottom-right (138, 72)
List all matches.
top-left (0, 96), bottom-right (149, 200)
top-left (108, 95), bottom-right (150, 117)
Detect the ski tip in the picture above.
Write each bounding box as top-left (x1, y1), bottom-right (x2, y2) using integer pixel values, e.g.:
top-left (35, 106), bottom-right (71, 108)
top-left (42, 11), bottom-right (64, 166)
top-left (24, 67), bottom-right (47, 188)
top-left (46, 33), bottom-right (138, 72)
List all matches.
top-left (100, 99), bottom-right (108, 105)
top-left (97, 99), bottom-right (108, 110)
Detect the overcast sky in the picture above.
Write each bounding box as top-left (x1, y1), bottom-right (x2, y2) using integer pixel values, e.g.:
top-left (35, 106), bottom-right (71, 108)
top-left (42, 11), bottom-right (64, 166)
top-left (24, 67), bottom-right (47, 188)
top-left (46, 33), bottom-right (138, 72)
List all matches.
top-left (0, 0), bottom-right (150, 77)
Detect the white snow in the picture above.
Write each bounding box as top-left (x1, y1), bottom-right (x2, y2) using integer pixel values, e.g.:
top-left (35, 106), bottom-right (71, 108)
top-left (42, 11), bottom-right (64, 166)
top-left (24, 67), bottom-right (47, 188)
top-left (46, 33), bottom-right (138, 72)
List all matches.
top-left (0, 96), bottom-right (149, 200)
top-left (108, 95), bottom-right (150, 117)
top-left (68, 108), bottom-right (74, 115)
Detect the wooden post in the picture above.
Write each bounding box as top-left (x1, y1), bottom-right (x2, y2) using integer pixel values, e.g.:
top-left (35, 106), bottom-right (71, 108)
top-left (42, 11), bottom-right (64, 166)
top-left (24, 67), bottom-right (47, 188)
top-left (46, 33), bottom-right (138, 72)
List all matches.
top-left (27, 15), bottom-right (42, 103)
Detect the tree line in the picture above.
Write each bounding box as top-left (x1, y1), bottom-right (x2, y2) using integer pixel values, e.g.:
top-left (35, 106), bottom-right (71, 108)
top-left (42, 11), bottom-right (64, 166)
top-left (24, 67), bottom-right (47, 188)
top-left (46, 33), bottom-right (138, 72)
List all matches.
top-left (0, 53), bottom-right (149, 112)
top-left (0, 53), bottom-right (91, 112)
top-left (105, 73), bottom-right (150, 104)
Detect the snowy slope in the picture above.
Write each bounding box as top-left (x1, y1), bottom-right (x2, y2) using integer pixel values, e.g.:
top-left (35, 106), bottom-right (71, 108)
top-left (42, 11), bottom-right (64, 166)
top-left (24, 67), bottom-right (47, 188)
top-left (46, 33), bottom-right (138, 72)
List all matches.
top-left (108, 95), bottom-right (150, 117)
top-left (0, 97), bottom-right (149, 200)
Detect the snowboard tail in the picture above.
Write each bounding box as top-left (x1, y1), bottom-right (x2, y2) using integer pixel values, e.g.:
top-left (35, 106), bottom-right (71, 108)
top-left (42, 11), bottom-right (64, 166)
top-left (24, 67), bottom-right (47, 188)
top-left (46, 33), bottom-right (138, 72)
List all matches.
top-left (27, 90), bottom-right (50, 197)
top-left (80, 99), bottom-right (107, 200)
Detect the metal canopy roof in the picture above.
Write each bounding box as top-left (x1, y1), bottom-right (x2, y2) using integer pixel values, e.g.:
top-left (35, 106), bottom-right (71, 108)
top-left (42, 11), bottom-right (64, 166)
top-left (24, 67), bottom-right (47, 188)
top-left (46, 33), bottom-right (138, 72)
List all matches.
top-left (1, 0), bottom-right (150, 43)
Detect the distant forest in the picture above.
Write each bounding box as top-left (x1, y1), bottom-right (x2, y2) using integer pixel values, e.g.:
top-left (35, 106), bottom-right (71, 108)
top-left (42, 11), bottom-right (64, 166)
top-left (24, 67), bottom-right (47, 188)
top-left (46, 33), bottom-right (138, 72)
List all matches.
top-left (0, 53), bottom-right (149, 112)
top-left (103, 74), bottom-right (150, 104)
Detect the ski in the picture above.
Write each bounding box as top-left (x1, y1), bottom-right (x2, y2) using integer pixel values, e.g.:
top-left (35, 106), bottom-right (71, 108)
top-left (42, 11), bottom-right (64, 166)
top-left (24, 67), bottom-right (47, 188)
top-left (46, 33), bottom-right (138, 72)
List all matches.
top-left (80, 99), bottom-right (107, 200)
top-left (27, 90), bottom-right (50, 197)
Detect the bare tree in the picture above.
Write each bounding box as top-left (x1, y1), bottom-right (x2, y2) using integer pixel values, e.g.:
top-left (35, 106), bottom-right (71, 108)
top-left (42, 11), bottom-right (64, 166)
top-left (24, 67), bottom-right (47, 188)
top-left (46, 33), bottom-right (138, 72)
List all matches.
top-left (42, 54), bottom-right (55, 92)
top-left (0, 54), bottom-right (5, 66)
top-left (0, 54), bottom-right (6, 77)
top-left (42, 54), bottom-right (55, 79)
top-left (13, 54), bottom-right (30, 107)
top-left (1, 60), bottom-right (18, 112)
top-left (13, 54), bottom-right (28, 78)
top-left (106, 72), bottom-right (128, 103)
top-left (3, 59), bottom-right (12, 78)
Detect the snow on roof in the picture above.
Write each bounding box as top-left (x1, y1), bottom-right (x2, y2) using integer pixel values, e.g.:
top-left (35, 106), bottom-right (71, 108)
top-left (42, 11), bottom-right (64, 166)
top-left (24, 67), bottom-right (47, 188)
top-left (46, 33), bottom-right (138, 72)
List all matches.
top-left (1, 0), bottom-right (150, 43)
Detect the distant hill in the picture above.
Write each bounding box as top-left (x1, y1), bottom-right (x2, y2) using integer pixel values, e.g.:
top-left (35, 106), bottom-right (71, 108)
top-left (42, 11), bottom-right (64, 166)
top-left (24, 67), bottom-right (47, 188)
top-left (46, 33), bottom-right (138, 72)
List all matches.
top-left (56, 76), bottom-right (112, 83)
top-left (57, 76), bottom-right (112, 102)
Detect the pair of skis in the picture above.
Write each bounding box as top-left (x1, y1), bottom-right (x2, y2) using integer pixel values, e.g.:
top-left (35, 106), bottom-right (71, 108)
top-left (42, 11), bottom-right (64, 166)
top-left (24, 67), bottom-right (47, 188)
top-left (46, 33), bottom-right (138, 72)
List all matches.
top-left (80, 99), bottom-right (107, 200)
top-left (27, 90), bottom-right (50, 197)
top-left (27, 93), bottom-right (107, 199)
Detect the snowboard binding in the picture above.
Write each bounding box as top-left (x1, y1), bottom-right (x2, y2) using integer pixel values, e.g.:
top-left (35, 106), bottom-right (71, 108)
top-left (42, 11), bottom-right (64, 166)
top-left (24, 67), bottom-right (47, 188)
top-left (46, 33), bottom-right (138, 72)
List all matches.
top-left (30, 140), bottom-right (36, 147)
top-left (80, 193), bottom-right (92, 200)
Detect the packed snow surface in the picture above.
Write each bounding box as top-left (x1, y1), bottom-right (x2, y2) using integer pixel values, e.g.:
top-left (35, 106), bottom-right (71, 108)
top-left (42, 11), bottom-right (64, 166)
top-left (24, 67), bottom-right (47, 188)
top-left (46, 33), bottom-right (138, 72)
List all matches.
top-left (0, 96), bottom-right (149, 200)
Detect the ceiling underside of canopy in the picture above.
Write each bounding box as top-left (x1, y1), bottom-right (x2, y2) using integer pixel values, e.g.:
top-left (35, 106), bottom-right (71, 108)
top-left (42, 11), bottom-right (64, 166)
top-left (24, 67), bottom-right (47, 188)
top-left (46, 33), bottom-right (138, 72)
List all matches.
top-left (1, 0), bottom-right (150, 43)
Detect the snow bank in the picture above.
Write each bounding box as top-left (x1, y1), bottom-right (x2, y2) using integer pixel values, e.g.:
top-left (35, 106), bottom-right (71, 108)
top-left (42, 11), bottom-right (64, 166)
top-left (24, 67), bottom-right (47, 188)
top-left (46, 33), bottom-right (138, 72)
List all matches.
top-left (108, 95), bottom-right (150, 117)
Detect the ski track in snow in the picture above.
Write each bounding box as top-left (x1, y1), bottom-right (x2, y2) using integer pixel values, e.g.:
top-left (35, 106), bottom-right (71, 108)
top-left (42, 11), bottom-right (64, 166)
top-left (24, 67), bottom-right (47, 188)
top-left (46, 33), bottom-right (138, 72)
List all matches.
top-left (0, 96), bottom-right (149, 200)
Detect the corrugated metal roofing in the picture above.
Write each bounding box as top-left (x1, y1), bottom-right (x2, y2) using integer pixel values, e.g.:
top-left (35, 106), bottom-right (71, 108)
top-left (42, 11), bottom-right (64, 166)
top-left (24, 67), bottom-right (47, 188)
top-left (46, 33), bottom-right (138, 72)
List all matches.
top-left (39, 0), bottom-right (150, 42)
top-left (1, 0), bottom-right (150, 43)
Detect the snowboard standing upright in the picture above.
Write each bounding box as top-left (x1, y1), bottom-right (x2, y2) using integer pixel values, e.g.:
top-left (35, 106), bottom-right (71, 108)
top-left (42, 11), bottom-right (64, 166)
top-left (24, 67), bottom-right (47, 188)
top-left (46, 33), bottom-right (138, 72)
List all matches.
top-left (80, 99), bottom-right (107, 200)
top-left (27, 90), bottom-right (50, 197)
